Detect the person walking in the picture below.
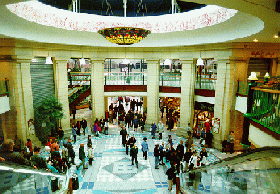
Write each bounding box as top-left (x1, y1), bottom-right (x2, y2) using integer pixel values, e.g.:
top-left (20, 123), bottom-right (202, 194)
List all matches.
top-left (157, 121), bottom-right (164, 140)
top-left (151, 122), bottom-right (157, 139)
top-left (61, 144), bottom-right (69, 170)
top-left (130, 143), bottom-right (139, 168)
top-left (87, 135), bottom-right (92, 148)
top-left (66, 139), bottom-right (75, 165)
top-left (125, 134), bottom-right (130, 155)
top-left (81, 118), bottom-right (87, 136)
top-left (88, 144), bottom-right (94, 165)
top-left (71, 124), bottom-right (77, 143)
top-left (139, 118), bottom-right (145, 133)
top-left (141, 137), bottom-right (148, 160)
top-left (154, 144), bottom-right (160, 169)
top-left (76, 143), bottom-right (86, 170)
top-left (176, 140), bottom-right (185, 162)
top-left (166, 165), bottom-right (176, 191)
top-left (133, 116), bottom-right (139, 131)
top-left (57, 127), bottom-right (65, 148)
top-left (159, 142), bottom-right (165, 165)
top-left (184, 148), bottom-right (192, 172)
top-left (120, 127), bottom-right (127, 147)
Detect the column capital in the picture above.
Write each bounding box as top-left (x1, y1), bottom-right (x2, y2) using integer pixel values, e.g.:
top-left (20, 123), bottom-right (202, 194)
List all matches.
top-left (146, 59), bottom-right (160, 64)
top-left (180, 59), bottom-right (194, 64)
top-left (54, 58), bottom-right (68, 64)
top-left (91, 59), bottom-right (105, 64)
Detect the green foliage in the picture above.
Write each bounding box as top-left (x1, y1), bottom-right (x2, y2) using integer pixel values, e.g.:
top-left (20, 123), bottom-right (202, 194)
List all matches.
top-left (71, 67), bottom-right (81, 72)
top-left (34, 98), bottom-right (64, 143)
top-left (143, 107), bottom-right (147, 114)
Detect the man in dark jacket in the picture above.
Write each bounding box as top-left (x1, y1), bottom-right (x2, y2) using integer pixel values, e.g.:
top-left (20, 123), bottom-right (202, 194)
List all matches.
top-left (176, 140), bottom-right (185, 162)
top-left (77, 143), bottom-right (86, 170)
top-left (154, 144), bottom-right (160, 169)
top-left (81, 118), bottom-right (87, 136)
top-left (166, 166), bottom-right (176, 190)
top-left (120, 127), bottom-right (127, 147)
top-left (130, 143), bottom-right (138, 168)
top-left (67, 139), bottom-right (75, 165)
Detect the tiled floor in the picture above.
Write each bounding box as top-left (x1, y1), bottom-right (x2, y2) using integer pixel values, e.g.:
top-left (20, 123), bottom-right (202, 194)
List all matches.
top-left (63, 122), bottom-right (221, 194)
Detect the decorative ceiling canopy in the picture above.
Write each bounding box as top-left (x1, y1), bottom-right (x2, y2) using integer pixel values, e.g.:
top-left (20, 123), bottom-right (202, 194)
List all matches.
top-left (98, 27), bottom-right (151, 45)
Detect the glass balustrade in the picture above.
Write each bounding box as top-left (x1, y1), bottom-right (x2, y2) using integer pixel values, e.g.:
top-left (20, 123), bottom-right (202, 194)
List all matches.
top-left (104, 72), bottom-right (147, 85)
top-left (180, 147), bottom-right (280, 193)
top-left (68, 72), bottom-right (91, 86)
top-left (159, 74), bottom-right (181, 87)
top-left (195, 78), bottom-right (216, 90)
top-left (0, 162), bottom-right (68, 193)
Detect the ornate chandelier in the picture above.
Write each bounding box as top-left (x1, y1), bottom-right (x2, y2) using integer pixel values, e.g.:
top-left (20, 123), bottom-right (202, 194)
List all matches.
top-left (98, 27), bottom-right (151, 45)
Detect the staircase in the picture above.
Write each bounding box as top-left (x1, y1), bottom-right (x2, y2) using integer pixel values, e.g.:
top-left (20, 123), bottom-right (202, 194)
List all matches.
top-left (69, 85), bottom-right (91, 110)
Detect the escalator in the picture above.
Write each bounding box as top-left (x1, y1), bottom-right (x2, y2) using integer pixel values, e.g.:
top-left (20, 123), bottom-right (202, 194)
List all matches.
top-left (181, 147), bottom-right (280, 193)
top-left (0, 161), bottom-right (69, 193)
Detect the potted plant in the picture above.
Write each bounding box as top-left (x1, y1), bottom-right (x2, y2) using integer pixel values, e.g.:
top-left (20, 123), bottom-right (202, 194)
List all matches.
top-left (34, 98), bottom-right (64, 143)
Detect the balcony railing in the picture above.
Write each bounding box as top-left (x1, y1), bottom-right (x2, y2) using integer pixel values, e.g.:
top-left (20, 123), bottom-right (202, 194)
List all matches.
top-left (195, 78), bottom-right (216, 90)
top-left (248, 87), bottom-right (280, 134)
top-left (104, 72), bottom-right (147, 85)
top-left (159, 74), bottom-right (181, 87)
top-left (68, 72), bottom-right (91, 85)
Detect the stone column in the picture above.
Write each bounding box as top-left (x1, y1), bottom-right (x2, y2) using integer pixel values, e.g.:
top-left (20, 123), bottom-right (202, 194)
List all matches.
top-left (146, 60), bottom-right (160, 125)
top-left (53, 60), bottom-right (70, 131)
top-left (91, 60), bottom-right (105, 120)
top-left (11, 63), bottom-right (27, 142)
top-left (12, 61), bottom-right (40, 146)
top-left (104, 97), bottom-right (108, 111)
top-left (177, 60), bottom-right (195, 137)
top-left (213, 59), bottom-right (235, 150)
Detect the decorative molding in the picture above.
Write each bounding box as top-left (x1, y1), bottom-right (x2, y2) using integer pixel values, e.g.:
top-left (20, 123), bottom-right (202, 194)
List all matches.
top-left (7, 2), bottom-right (237, 33)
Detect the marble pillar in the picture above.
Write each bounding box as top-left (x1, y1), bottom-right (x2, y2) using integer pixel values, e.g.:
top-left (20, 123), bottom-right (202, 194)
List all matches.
top-left (213, 60), bottom-right (235, 150)
top-left (146, 60), bottom-right (159, 124)
top-left (180, 60), bottom-right (195, 129)
top-left (53, 61), bottom-right (70, 130)
top-left (91, 60), bottom-right (105, 120)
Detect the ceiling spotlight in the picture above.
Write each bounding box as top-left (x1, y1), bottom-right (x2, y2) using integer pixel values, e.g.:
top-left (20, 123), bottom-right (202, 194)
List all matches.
top-left (273, 34), bottom-right (279, 38)
top-left (253, 39), bottom-right (258, 42)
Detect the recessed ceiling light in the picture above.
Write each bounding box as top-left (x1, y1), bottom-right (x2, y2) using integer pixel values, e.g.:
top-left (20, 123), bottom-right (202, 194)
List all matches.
top-left (273, 34), bottom-right (279, 38)
top-left (253, 39), bottom-right (258, 42)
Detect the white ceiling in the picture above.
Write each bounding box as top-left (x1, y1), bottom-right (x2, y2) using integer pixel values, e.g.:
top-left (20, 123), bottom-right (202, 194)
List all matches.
top-left (0, 0), bottom-right (279, 47)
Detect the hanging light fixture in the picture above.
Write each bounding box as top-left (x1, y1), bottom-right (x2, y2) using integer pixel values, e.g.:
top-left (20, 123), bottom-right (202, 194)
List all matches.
top-left (79, 48), bottom-right (86, 65)
top-left (45, 56), bottom-right (53, 64)
top-left (122, 47), bottom-right (130, 64)
top-left (164, 59), bottom-right (172, 66)
top-left (98, 27), bottom-right (151, 45)
top-left (196, 51), bottom-right (204, 66)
